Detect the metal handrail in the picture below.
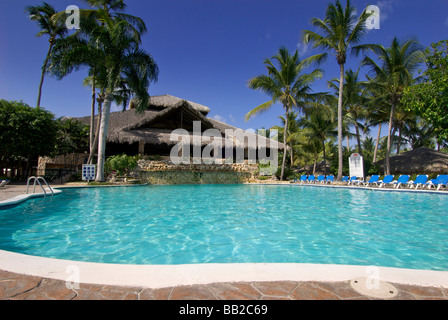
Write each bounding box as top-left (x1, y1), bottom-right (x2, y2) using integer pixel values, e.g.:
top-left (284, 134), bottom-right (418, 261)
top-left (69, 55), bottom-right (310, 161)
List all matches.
top-left (26, 176), bottom-right (54, 197)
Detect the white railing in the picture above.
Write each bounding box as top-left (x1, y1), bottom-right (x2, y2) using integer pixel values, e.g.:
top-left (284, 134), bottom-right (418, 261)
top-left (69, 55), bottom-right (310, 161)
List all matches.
top-left (26, 176), bottom-right (54, 197)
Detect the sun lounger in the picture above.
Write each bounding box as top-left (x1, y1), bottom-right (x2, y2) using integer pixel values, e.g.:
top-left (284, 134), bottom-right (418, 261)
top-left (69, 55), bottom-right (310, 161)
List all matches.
top-left (341, 176), bottom-right (349, 183)
top-left (316, 175), bottom-right (325, 184)
top-left (393, 175), bottom-right (410, 189)
top-left (325, 175), bottom-right (334, 184)
top-left (307, 175), bottom-right (316, 183)
top-left (408, 175), bottom-right (428, 189)
top-left (300, 175), bottom-right (308, 184)
top-left (0, 180), bottom-right (10, 187)
top-left (348, 176), bottom-right (359, 185)
top-left (360, 175), bottom-right (380, 186)
top-left (378, 175), bottom-right (394, 188)
top-left (427, 175), bottom-right (448, 191)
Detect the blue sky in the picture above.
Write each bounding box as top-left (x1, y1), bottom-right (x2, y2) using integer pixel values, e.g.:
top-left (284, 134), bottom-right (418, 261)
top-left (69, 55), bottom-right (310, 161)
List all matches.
top-left (1, 0), bottom-right (447, 138)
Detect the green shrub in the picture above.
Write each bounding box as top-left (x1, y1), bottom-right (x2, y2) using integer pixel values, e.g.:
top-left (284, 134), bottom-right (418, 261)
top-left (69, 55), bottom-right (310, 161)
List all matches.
top-left (105, 154), bottom-right (138, 176)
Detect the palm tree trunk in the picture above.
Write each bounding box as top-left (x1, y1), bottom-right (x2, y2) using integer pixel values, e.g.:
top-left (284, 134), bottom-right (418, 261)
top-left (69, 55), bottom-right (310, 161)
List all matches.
top-left (355, 123), bottom-right (362, 156)
top-left (36, 42), bottom-right (54, 108)
top-left (95, 94), bottom-right (112, 182)
top-left (290, 141), bottom-right (294, 167)
top-left (396, 126), bottom-right (402, 155)
top-left (280, 108), bottom-right (289, 181)
top-left (385, 103), bottom-right (396, 175)
top-left (373, 123), bottom-right (382, 163)
top-left (90, 73), bottom-right (96, 154)
top-left (88, 98), bottom-right (102, 165)
top-left (322, 139), bottom-right (327, 174)
top-left (337, 63), bottom-right (345, 181)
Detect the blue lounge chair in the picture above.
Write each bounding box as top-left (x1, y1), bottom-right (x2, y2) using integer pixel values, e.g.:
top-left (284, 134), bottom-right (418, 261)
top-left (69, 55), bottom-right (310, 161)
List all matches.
top-left (427, 175), bottom-right (448, 191)
top-left (307, 175), bottom-right (316, 183)
top-left (393, 175), bottom-right (410, 189)
top-left (362, 175), bottom-right (380, 186)
top-left (300, 175), bottom-right (308, 184)
top-left (408, 175), bottom-right (428, 189)
top-left (378, 175), bottom-right (394, 188)
top-left (325, 175), bottom-right (334, 184)
top-left (316, 175), bottom-right (325, 184)
top-left (341, 176), bottom-right (349, 183)
top-left (426, 176), bottom-right (439, 189)
top-left (348, 176), bottom-right (359, 185)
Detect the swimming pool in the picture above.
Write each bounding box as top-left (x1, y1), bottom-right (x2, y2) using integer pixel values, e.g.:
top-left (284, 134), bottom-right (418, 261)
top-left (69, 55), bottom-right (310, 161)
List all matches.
top-left (0, 184), bottom-right (447, 271)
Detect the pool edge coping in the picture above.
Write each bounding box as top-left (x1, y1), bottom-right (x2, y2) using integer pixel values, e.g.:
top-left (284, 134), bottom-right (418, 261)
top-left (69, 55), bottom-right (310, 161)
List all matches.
top-left (1, 250), bottom-right (448, 289)
top-left (0, 189), bottom-right (63, 209)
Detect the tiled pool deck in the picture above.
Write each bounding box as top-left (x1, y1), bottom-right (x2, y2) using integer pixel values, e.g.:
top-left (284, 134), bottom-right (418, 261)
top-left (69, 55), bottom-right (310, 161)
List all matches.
top-left (1, 268), bottom-right (447, 300)
top-left (1, 184), bottom-right (447, 300)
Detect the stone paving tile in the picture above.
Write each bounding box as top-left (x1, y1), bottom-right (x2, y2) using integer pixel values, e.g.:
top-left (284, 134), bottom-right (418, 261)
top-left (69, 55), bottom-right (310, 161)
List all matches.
top-left (170, 285), bottom-right (217, 300)
top-left (251, 282), bottom-right (298, 298)
top-left (208, 283), bottom-right (262, 300)
top-left (1, 270), bottom-right (447, 300)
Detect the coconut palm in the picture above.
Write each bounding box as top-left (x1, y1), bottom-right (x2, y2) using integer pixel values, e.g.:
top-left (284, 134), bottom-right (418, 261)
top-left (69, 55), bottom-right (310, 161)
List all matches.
top-left (295, 105), bottom-right (337, 173)
top-left (272, 112), bottom-right (300, 167)
top-left (329, 68), bottom-right (369, 156)
top-left (49, 16), bottom-right (109, 162)
top-left (362, 37), bottom-right (425, 175)
top-left (53, 0), bottom-right (146, 42)
top-left (302, 0), bottom-right (373, 180)
top-left (26, 2), bottom-right (68, 108)
top-left (245, 47), bottom-right (324, 181)
top-left (402, 118), bottom-right (436, 150)
top-left (50, 19), bottom-right (158, 181)
top-left (52, 0), bottom-right (146, 153)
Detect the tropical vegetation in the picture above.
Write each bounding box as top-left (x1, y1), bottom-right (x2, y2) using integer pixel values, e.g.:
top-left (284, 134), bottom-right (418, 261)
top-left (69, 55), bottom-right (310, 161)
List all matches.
top-left (301, 0), bottom-right (373, 180)
top-left (247, 0), bottom-right (444, 180)
top-left (26, 2), bottom-right (68, 108)
top-left (0, 99), bottom-right (88, 180)
top-left (245, 47), bottom-right (325, 181)
top-left (402, 40), bottom-right (448, 145)
top-left (45, 0), bottom-right (158, 181)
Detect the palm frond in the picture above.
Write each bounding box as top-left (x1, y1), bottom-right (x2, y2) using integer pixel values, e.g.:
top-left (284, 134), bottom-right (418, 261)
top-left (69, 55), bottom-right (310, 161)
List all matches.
top-left (244, 100), bottom-right (275, 122)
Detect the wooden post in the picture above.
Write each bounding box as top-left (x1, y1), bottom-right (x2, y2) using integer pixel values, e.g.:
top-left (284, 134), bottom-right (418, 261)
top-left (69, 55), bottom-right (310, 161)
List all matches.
top-left (139, 141), bottom-right (145, 155)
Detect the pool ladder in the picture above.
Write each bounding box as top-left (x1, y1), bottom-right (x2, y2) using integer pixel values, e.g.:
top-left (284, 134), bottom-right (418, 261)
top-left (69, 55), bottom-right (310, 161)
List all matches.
top-left (27, 176), bottom-right (54, 197)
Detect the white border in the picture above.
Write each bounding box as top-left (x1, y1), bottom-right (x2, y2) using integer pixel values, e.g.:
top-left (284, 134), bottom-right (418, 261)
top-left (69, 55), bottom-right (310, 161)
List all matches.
top-left (1, 250), bottom-right (447, 289)
top-left (0, 189), bottom-right (62, 208)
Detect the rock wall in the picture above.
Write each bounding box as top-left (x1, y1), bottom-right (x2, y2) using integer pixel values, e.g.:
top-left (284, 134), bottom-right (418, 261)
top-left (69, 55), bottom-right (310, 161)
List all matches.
top-left (136, 160), bottom-right (259, 185)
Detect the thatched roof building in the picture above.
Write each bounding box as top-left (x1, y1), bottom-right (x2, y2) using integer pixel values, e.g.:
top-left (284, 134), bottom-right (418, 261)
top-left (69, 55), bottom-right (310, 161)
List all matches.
top-left (375, 147), bottom-right (448, 174)
top-left (78, 95), bottom-right (283, 158)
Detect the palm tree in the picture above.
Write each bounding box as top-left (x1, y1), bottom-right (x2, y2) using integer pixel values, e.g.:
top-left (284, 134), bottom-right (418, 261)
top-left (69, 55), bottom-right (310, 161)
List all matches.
top-left (53, 0), bottom-right (146, 42)
top-left (50, 19), bottom-right (158, 181)
top-left (53, 1), bottom-right (146, 154)
top-left (295, 105), bottom-right (337, 173)
top-left (49, 16), bottom-right (108, 162)
top-left (362, 77), bottom-right (390, 163)
top-left (245, 47), bottom-right (324, 181)
top-left (302, 0), bottom-right (372, 180)
top-left (273, 112), bottom-right (300, 167)
top-left (402, 118), bottom-right (436, 150)
top-left (301, 137), bottom-right (324, 176)
top-left (329, 68), bottom-right (368, 156)
top-left (362, 37), bottom-right (425, 174)
top-left (26, 2), bottom-right (68, 108)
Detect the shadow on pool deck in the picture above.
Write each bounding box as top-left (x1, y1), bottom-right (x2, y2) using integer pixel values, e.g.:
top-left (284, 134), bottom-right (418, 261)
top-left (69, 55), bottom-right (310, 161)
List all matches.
top-left (1, 183), bottom-right (448, 300)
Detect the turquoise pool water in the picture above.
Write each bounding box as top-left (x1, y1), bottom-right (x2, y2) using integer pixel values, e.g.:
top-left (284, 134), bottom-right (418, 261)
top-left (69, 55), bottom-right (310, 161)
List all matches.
top-left (0, 185), bottom-right (447, 270)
